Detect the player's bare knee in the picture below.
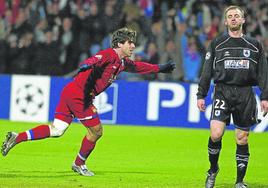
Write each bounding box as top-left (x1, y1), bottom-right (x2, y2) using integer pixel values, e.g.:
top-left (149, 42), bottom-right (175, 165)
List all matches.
top-left (86, 132), bottom-right (102, 142)
top-left (49, 119), bottom-right (69, 137)
top-left (210, 131), bottom-right (223, 142)
top-left (93, 126), bottom-right (103, 140)
top-left (96, 129), bottom-right (103, 139)
top-left (86, 124), bottom-right (103, 142)
top-left (210, 120), bottom-right (225, 142)
top-left (236, 133), bottom-right (249, 145)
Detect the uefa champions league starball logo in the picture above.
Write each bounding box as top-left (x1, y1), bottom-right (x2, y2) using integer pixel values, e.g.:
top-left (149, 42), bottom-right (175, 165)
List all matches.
top-left (15, 84), bottom-right (44, 116)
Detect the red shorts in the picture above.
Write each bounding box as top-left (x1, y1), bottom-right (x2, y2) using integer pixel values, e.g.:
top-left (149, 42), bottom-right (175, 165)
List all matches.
top-left (55, 82), bottom-right (100, 127)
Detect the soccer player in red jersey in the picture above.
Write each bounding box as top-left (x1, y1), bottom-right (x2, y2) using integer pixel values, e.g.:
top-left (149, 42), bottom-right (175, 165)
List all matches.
top-left (1, 27), bottom-right (175, 176)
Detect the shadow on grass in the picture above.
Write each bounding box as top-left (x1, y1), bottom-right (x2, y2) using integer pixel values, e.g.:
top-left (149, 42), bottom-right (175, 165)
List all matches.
top-left (0, 170), bottom-right (159, 178)
top-left (218, 183), bottom-right (268, 188)
top-left (0, 171), bottom-right (75, 178)
top-left (95, 170), bottom-right (160, 175)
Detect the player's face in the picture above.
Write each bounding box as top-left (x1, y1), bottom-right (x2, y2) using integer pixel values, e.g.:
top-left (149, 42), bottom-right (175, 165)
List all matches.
top-left (225, 8), bottom-right (245, 31)
top-left (120, 40), bottom-right (136, 57)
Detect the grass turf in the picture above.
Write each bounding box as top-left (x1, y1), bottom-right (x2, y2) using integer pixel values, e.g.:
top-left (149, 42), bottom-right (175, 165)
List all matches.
top-left (0, 119), bottom-right (268, 188)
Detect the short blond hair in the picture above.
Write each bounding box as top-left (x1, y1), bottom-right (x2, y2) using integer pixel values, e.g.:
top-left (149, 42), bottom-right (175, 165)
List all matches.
top-left (224, 5), bottom-right (245, 19)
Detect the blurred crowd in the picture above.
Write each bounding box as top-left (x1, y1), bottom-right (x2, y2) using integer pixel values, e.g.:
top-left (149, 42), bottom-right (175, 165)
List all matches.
top-left (0, 0), bottom-right (268, 82)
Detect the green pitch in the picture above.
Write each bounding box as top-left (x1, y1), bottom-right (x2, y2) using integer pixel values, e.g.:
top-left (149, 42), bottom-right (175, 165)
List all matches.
top-left (0, 120), bottom-right (268, 188)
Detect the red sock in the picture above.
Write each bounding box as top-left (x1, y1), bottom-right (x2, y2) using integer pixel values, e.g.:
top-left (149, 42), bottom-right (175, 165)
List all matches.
top-left (16, 125), bottom-right (50, 144)
top-left (75, 136), bottom-right (96, 166)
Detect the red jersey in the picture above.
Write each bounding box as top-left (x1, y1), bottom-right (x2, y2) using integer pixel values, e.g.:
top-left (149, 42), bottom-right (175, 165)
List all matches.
top-left (74, 48), bottom-right (159, 96)
top-left (55, 48), bottom-right (160, 125)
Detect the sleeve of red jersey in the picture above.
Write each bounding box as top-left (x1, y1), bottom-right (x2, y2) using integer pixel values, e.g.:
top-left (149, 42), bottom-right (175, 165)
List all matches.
top-left (124, 60), bottom-right (160, 74)
top-left (79, 56), bottom-right (99, 67)
top-left (79, 51), bottom-right (109, 68)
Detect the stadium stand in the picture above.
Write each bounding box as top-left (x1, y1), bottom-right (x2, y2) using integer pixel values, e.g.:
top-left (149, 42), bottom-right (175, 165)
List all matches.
top-left (0, 0), bottom-right (267, 82)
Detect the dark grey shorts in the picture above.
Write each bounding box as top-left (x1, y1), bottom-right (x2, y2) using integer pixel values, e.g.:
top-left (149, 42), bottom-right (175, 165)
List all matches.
top-left (210, 84), bottom-right (258, 130)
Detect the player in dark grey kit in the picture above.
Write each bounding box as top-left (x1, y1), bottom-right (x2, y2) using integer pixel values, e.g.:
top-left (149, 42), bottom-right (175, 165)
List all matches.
top-left (196, 5), bottom-right (268, 188)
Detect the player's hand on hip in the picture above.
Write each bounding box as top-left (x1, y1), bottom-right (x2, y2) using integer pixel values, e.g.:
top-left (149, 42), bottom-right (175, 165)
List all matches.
top-left (260, 100), bottom-right (268, 116)
top-left (197, 99), bottom-right (206, 112)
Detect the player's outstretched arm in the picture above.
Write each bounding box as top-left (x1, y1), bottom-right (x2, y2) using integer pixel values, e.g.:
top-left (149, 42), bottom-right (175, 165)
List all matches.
top-left (158, 60), bottom-right (176, 73)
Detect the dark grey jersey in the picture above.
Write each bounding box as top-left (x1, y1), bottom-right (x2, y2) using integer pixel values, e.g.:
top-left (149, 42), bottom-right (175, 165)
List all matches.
top-left (197, 34), bottom-right (268, 100)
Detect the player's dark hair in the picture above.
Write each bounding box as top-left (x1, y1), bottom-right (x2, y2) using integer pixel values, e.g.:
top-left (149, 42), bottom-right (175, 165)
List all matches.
top-left (111, 27), bottom-right (137, 48)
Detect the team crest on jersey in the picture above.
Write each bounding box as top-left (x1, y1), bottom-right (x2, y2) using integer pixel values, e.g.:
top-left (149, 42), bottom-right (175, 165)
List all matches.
top-left (205, 52), bottom-right (211, 60)
top-left (95, 55), bottom-right (102, 59)
top-left (243, 49), bottom-right (250, 57)
top-left (215, 110), bottom-right (220, 116)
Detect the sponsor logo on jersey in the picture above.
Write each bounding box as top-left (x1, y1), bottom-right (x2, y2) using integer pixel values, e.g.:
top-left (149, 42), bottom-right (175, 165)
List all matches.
top-left (205, 52), bottom-right (211, 60)
top-left (224, 60), bottom-right (249, 69)
top-left (243, 49), bottom-right (250, 57)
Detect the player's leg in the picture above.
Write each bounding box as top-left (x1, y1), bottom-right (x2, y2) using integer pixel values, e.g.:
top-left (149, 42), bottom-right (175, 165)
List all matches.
top-left (1, 125), bottom-right (50, 156)
top-left (71, 106), bottom-right (102, 176)
top-left (74, 122), bottom-right (103, 166)
top-left (1, 84), bottom-right (73, 156)
top-left (232, 87), bottom-right (256, 188)
top-left (235, 129), bottom-right (249, 188)
top-left (206, 85), bottom-right (230, 188)
top-left (14, 118), bottom-right (69, 143)
top-left (72, 124), bottom-right (102, 176)
top-left (1, 119), bottom-right (70, 156)
top-left (208, 120), bottom-right (225, 171)
top-left (205, 120), bottom-right (226, 188)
